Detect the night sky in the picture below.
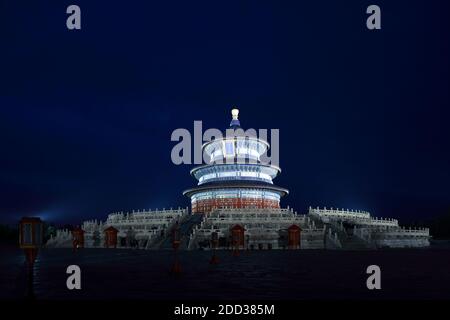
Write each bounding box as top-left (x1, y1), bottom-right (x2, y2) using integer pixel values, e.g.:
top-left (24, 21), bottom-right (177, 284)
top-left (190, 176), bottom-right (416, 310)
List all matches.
top-left (0, 0), bottom-right (449, 225)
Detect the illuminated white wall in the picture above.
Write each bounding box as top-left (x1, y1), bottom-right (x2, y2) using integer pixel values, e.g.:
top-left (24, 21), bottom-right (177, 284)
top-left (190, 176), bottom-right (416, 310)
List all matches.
top-left (191, 189), bottom-right (281, 202)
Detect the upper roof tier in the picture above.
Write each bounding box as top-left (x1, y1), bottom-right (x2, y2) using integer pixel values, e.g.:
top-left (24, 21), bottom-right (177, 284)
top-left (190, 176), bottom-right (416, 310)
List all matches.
top-left (190, 163), bottom-right (281, 185)
top-left (203, 109), bottom-right (270, 164)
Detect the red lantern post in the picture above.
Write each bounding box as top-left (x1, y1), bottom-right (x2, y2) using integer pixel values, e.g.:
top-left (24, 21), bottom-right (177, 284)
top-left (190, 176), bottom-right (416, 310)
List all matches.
top-left (72, 227), bottom-right (85, 252)
top-left (19, 217), bottom-right (43, 299)
top-left (230, 224), bottom-right (245, 256)
top-left (170, 222), bottom-right (182, 274)
top-left (209, 231), bottom-right (219, 264)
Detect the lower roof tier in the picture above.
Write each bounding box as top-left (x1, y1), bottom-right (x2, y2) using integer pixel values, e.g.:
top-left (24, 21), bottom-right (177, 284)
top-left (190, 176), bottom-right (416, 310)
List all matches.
top-left (190, 163), bottom-right (281, 185)
top-left (183, 180), bottom-right (289, 198)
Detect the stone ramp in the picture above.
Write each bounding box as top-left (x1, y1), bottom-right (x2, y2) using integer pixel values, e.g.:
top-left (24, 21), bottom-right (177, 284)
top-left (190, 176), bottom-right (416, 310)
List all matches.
top-left (340, 235), bottom-right (372, 250)
top-left (158, 214), bottom-right (204, 250)
top-left (321, 218), bottom-right (374, 250)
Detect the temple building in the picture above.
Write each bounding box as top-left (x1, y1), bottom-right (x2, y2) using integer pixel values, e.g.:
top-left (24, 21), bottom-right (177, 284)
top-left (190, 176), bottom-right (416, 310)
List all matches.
top-left (183, 108), bottom-right (288, 214)
top-left (47, 108), bottom-right (430, 250)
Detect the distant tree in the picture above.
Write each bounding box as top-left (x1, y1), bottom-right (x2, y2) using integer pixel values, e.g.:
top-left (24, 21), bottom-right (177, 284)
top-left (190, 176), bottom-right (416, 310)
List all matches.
top-left (415, 209), bottom-right (450, 240)
top-left (44, 223), bottom-right (57, 243)
top-left (0, 224), bottom-right (18, 245)
top-left (429, 211), bottom-right (450, 240)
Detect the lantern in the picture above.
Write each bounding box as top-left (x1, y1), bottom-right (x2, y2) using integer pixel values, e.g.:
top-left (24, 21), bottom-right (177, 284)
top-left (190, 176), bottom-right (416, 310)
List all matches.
top-left (246, 234), bottom-right (250, 251)
top-left (209, 231), bottom-right (219, 264)
top-left (19, 217), bottom-right (43, 250)
top-left (172, 222), bottom-right (181, 250)
top-left (19, 217), bottom-right (43, 300)
top-left (230, 224), bottom-right (245, 256)
top-left (72, 227), bottom-right (85, 251)
top-left (19, 217), bottom-right (43, 265)
top-left (211, 231), bottom-right (219, 248)
top-left (170, 222), bottom-right (182, 274)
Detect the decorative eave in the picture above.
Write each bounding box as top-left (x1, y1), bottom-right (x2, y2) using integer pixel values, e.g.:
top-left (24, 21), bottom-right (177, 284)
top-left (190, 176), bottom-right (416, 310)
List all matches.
top-left (190, 163), bottom-right (282, 178)
top-left (183, 181), bottom-right (289, 198)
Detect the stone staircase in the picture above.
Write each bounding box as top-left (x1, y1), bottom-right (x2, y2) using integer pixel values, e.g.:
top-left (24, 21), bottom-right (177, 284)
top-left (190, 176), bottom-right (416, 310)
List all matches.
top-left (339, 234), bottom-right (371, 250)
top-left (158, 214), bottom-right (204, 250)
top-left (318, 217), bottom-right (373, 250)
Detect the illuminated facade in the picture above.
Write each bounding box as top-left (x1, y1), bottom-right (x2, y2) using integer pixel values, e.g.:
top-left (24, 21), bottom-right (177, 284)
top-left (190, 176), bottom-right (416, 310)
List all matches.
top-left (183, 109), bottom-right (288, 214)
top-left (46, 108), bottom-right (430, 250)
